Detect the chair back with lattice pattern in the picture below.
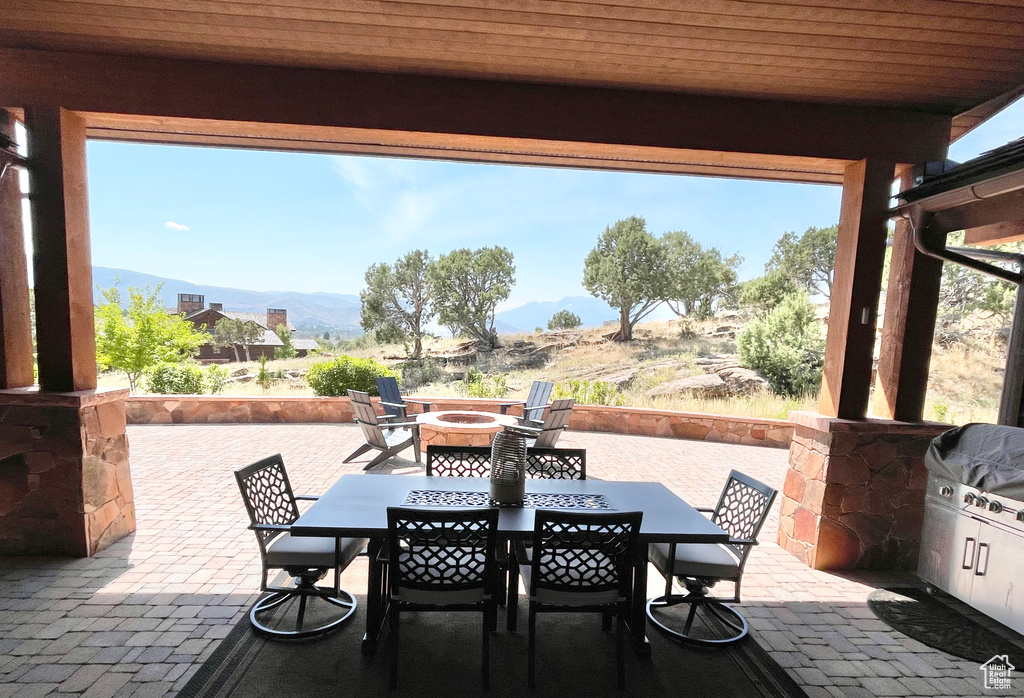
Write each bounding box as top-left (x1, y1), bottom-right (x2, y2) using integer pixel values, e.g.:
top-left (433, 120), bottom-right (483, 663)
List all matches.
top-left (710, 470), bottom-right (778, 564)
top-left (376, 377), bottom-right (404, 419)
top-left (234, 454), bottom-right (300, 554)
top-left (348, 390), bottom-right (388, 448)
top-left (533, 398), bottom-right (575, 448)
top-left (426, 445), bottom-right (586, 480)
top-left (387, 507), bottom-right (499, 601)
top-left (522, 380), bottom-right (554, 423)
top-left (530, 510), bottom-right (642, 601)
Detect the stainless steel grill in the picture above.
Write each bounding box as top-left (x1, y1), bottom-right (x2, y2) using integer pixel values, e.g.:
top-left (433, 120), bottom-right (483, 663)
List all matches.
top-left (919, 424), bottom-right (1024, 635)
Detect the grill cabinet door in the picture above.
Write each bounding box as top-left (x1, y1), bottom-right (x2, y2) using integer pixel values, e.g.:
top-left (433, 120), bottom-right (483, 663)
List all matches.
top-left (969, 522), bottom-right (1024, 635)
top-left (918, 502), bottom-right (979, 602)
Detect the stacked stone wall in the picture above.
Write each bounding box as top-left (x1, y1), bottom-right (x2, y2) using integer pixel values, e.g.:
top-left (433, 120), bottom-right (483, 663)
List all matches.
top-left (0, 388), bottom-right (135, 556)
top-left (125, 396), bottom-right (793, 448)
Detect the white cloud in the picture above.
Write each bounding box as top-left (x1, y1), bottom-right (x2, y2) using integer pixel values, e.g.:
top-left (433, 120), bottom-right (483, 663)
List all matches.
top-left (164, 221), bottom-right (189, 231)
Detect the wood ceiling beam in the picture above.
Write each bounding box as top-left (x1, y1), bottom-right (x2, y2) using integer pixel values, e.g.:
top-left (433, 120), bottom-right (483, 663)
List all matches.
top-left (0, 47), bottom-right (951, 166)
top-left (81, 113), bottom-right (848, 183)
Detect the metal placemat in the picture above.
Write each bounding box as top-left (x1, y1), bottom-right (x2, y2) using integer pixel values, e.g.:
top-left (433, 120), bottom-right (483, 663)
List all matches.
top-left (405, 489), bottom-right (611, 510)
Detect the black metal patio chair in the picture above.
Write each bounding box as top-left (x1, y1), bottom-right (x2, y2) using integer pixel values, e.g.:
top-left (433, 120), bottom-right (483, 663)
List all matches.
top-left (645, 469), bottom-right (777, 646)
top-left (509, 509), bottom-right (643, 689)
top-left (343, 390), bottom-right (421, 470)
top-left (385, 506), bottom-right (500, 690)
top-left (425, 444), bottom-right (586, 480)
top-left (234, 454), bottom-right (366, 639)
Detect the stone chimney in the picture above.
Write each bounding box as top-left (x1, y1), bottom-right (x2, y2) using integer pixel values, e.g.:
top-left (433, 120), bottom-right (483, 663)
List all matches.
top-left (177, 293), bottom-right (204, 315)
top-left (209, 302), bottom-right (223, 312)
top-left (266, 308), bottom-right (287, 332)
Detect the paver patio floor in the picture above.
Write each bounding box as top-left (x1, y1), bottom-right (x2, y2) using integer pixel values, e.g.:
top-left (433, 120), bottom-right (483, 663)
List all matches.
top-left (0, 424), bottom-right (1009, 697)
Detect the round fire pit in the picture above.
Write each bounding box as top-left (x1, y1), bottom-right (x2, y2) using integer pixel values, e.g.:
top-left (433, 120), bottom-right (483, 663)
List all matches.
top-left (416, 410), bottom-right (519, 447)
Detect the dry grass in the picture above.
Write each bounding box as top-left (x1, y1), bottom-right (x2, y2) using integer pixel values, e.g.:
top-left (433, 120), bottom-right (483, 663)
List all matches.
top-left (96, 314), bottom-right (1006, 425)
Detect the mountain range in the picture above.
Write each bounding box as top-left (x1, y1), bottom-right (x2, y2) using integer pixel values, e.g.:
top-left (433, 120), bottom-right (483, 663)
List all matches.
top-left (91, 267), bottom-right (620, 335)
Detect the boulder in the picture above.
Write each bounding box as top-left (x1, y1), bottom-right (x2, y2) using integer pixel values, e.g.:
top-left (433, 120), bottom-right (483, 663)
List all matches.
top-left (645, 373), bottom-right (728, 399)
top-left (507, 350), bottom-right (549, 370)
top-left (716, 367), bottom-right (771, 396)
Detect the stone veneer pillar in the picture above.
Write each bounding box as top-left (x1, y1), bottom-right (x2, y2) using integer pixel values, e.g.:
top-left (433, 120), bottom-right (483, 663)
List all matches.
top-left (0, 387), bottom-right (135, 556)
top-left (778, 411), bottom-right (950, 570)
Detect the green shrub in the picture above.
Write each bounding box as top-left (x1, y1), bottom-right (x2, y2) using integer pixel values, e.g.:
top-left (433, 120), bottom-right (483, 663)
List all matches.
top-left (307, 355), bottom-right (398, 396)
top-left (459, 369), bottom-right (509, 398)
top-left (737, 292), bottom-right (824, 398)
top-left (555, 379), bottom-right (622, 406)
top-left (146, 362), bottom-right (205, 394)
top-left (204, 364), bottom-right (228, 394)
top-left (548, 310), bottom-right (582, 330)
top-left (401, 358), bottom-right (445, 389)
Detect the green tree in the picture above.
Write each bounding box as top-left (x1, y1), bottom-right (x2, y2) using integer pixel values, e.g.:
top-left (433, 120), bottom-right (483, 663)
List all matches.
top-left (360, 249), bottom-right (434, 358)
top-left (766, 225), bottom-right (838, 298)
top-left (547, 309), bottom-right (582, 330)
top-left (739, 269), bottom-right (798, 315)
top-left (737, 292), bottom-right (824, 397)
top-left (94, 284), bottom-right (206, 392)
top-left (429, 247), bottom-right (515, 348)
top-left (583, 216), bottom-right (669, 341)
top-left (938, 231), bottom-right (1021, 321)
top-left (661, 231), bottom-right (742, 319)
top-left (212, 317), bottom-right (263, 362)
top-left (273, 324), bottom-right (297, 359)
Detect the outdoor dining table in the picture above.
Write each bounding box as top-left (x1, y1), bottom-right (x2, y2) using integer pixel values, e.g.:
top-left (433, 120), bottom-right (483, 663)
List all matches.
top-left (290, 474), bottom-right (730, 655)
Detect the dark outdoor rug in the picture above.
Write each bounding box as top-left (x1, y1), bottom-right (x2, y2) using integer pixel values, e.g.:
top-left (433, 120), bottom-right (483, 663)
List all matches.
top-left (179, 596), bottom-right (807, 698)
top-left (868, 587), bottom-right (1024, 665)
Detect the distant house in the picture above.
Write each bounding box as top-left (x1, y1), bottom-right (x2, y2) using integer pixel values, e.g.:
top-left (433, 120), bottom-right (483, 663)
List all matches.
top-left (173, 293), bottom-right (296, 363)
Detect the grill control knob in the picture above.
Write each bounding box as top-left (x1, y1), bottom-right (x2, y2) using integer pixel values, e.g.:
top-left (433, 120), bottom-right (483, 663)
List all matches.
top-left (964, 493), bottom-right (976, 505)
top-left (939, 486), bottom-right (954, 498)
top-left (988, 501), bottom-right (1003, 513)
top-left (975, 497), bottom-right (989, 508)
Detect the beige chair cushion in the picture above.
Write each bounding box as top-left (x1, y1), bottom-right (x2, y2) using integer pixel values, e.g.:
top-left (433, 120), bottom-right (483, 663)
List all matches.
top-left (649, 542), bottom-right (741, 580)
top-left (265, 534), bottom-right (367, 569)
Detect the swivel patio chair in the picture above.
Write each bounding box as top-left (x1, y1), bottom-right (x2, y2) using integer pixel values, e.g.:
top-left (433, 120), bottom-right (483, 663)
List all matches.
top-left (425, 444), bottom-right (586, 480)
top-left (517, 398), bottom-right (574, 448)
top-left (234, 454), bottom-right (366, 639)
top-left (509, 510), bottom-right (643, 689)
top-left (376, 376), bottom-right (433, 423)
top-left (646, 469), bottom-right (777, 646)
top-left (385, 507), bottom-right (500, 690)
top-left (344, 390), bottom-right (421, 470)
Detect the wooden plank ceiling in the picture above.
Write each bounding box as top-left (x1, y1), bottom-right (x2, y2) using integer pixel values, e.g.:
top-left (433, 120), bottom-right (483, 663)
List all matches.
top-left (2, 0), bottom-right (1023, 114)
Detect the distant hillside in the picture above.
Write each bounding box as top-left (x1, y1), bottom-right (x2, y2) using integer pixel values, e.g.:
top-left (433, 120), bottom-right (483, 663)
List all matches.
top-left (495, 296), bottom-right (618, 332)
top-left (92, 267), bottom-right (362, 334)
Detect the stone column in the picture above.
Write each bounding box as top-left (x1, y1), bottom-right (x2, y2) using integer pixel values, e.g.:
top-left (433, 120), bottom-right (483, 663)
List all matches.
top-left (0, 107), bottom-right (136, 557)
top-left (778, 412), bottom-right (948, 570)
top-left (0, 387), bottom-right (134, 556)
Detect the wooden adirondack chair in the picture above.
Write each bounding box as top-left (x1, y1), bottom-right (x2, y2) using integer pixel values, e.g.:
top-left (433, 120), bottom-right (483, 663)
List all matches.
top-left (518, 398), bottom-right (574, 448)
top-left (344, 390), bottom-right (421, 470)
top-left (515, 380), bottom-right (554, 425)
top-left (375, 376), bottom-right (433, 422)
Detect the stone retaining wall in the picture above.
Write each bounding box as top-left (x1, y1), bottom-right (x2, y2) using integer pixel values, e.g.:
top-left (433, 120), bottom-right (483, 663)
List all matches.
top-left (125, 395), bottom-right (793, 448)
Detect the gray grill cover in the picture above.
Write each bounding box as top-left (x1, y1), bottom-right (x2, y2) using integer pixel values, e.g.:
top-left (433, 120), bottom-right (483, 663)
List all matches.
top-left (925, 423), bottom-right (1024, 499)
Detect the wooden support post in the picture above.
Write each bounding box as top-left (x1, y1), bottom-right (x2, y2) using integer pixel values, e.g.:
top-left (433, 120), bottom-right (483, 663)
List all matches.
top-left (0, 109), bottom-right (35, 389)
top-left (872, 173), bottom-right (944, 422)
top-left (24, 107), bottom-right (97, 392)
top-left (819, 158), bottom-right (895, 420)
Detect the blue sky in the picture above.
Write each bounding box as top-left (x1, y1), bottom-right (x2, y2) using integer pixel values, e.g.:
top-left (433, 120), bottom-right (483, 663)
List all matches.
top-left (82, 98), bottom-right (1023, 309)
